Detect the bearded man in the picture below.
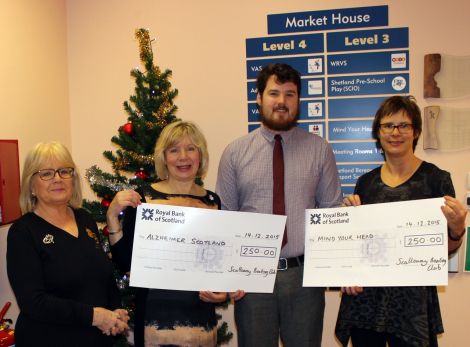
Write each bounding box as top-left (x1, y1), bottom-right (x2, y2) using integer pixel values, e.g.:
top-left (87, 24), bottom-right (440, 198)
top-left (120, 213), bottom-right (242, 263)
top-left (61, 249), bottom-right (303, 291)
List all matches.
top-left (216, 63), bottom-right (342, 347)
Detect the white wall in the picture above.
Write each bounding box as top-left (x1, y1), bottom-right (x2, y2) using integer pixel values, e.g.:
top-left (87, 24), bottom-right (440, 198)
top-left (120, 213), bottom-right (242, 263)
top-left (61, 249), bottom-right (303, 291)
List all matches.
top-left (0, 0), bottom-right (69, 325)
top-left (0, 0), bottom-right (70, 163)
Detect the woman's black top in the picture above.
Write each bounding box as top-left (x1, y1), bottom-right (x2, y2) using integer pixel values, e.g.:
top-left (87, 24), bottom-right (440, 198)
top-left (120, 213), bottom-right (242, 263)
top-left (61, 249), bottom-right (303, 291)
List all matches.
top-left (335, 162), bottom-right (452, 347)
top-left (7, 208), bottom-right (120, 347)
top-left (111, 185), bottom-right (221, 347)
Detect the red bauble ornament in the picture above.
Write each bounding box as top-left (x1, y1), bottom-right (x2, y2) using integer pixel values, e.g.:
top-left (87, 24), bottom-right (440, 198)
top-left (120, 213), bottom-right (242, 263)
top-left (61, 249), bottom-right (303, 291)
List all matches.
top-left (135, 169), bottom-right (149, 180)
top-left (122, 122), bottom-right (134, 135)
top-left (101, 198), bottom-right (111, 208)
top-left (102, 226), bottom-right (110, 237)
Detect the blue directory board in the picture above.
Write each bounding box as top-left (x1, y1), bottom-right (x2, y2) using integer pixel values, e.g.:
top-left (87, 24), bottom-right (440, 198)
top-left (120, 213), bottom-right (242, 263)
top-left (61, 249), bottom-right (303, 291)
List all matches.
top-left (341, 185), bottom-right (355, 198)
top-left (267, 5), bottom-right (388, 34)
top-left (331, 142), bottom-right (383, 162)
top-left (299, 100), bottom-right (325, 120)
top-left (327, 51), bottom-right (409, 74)
top-left (296, 121), bottom-right (326, 137)
top-left (247, 78), bottom-right (325, 100)
top-left (327, 27), bottom-right (409, 52)
top-left (328, 73), bottom-right (409, 96)
top-left (328, 97), bottom-right (387, 118)
top-left (246, 33), bottom-right (323, 58)
top-left (329, 120), bottom-right (373, 141)
top-left (246, 6), bottom-right (408, 191)
top-left (337, 163), bottom-right (380, 184)
top-left (247, 56), bottom-right (324, 79)
top-left (247, 103), bottom-right (259, 122)
top-left (248, 123), bottom-right (261, 132)
top-left (248, 100), bottom-right (325, 122)
top-left (249, 121), bottom-right (325, 138)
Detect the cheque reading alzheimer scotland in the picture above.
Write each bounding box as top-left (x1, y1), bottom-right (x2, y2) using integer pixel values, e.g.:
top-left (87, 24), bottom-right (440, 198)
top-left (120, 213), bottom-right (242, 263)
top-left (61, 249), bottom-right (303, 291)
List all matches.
top-left (303, 198), bottom-right (448, 287)
top-left (129, 203), bottom-right (286, 293)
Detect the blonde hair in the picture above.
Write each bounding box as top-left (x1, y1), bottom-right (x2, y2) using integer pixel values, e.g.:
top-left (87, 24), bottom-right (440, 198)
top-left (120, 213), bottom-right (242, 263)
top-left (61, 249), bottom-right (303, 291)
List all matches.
top-left (154, 121), bottom-right (209, 180)
top-left (19, 142), bottom-right (82, 213)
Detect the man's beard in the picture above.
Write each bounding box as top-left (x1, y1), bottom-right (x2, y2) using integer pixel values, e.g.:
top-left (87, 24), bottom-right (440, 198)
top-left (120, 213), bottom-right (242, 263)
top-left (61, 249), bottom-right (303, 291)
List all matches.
top-left (260, 107), bottom-right (299, 131)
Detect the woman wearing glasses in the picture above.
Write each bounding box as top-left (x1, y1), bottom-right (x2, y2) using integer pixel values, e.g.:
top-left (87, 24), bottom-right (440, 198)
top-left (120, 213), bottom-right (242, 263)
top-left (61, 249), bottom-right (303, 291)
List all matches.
top-left (335, 96), bottom-right (467, 347)
top-left (7, 142), bottom-right (129, 346)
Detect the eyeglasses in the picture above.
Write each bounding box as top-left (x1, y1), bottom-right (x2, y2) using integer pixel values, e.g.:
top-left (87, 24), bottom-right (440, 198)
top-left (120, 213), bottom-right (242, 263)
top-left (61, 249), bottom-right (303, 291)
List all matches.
top-left (33, 167), bottom-right (75, 181)
top-left (379, 122), bottom-right (413, 134)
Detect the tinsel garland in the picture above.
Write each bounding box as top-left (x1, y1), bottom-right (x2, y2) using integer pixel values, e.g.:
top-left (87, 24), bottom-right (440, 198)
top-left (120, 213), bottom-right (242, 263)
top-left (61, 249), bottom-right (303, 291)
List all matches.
top-left (134, 28), bottom-right (173, 128)
top-left (135, 28), bottom-right (154, 64)
top-left (129, 152), bottom-right (154, 164)
top-left (113, 158), bottom-right (130, 171)
top-left (113, 152), bottom-right (154, 171)
top-left (85, 165), bottom-right (137, 192)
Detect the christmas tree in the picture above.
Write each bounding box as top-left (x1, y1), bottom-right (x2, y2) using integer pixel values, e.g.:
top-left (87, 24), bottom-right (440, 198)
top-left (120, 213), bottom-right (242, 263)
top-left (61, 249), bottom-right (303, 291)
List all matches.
top-left (83, 28), bottom-right (178, 222)
top-left (83, 28), bottom-right (232, 346)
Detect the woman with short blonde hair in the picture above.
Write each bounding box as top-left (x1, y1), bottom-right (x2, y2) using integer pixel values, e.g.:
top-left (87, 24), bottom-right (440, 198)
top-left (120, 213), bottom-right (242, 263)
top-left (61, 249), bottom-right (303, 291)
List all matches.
top-left (107, 121), bottom-right (226, 347)
top-left (154, 121), bottom-right (209, 180)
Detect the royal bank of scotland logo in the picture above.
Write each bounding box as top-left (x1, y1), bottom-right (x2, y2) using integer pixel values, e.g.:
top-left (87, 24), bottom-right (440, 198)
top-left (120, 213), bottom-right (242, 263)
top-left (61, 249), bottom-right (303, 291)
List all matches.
top-left (141, 208), bottom-right (154, 221)
top-left (310, 213), bottom-right (321, 225)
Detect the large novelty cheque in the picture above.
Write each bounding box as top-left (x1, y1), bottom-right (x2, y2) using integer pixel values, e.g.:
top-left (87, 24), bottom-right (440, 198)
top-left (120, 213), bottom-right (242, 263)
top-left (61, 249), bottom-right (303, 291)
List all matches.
top-left (129, 203), bottom-right (286, 292)
top-left (303, 198), bottom-right (448, 287)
